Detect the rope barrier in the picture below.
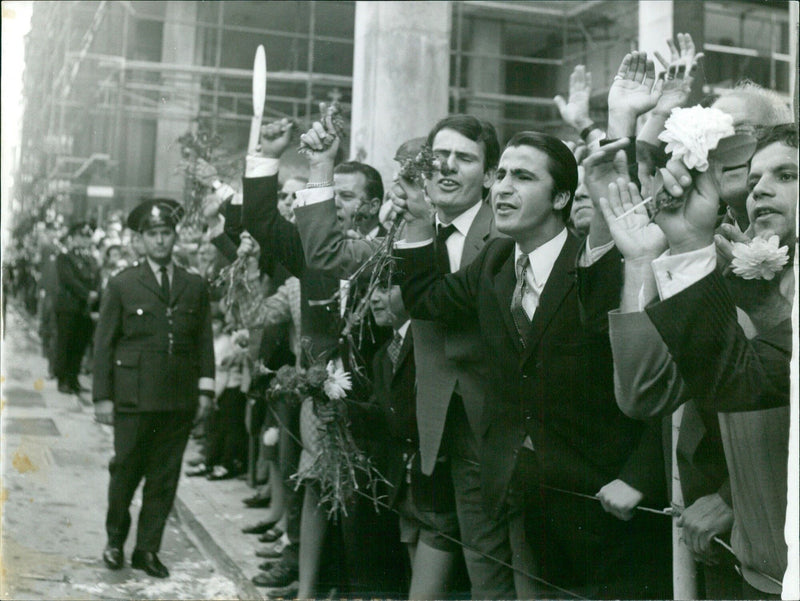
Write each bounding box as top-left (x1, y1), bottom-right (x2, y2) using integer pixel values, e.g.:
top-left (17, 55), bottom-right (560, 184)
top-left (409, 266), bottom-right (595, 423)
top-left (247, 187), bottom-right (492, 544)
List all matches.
top-left (261, 400), bottom-right (785, 596)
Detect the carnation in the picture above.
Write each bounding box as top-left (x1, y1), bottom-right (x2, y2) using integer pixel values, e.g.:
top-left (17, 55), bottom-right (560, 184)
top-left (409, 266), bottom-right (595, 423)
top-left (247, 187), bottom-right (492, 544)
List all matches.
top-left (730, 235), bottom-right (790, 280)
top-left (305, 364), bottom-right (329, 389)
top-left (323, 361), bottom-right (352, 401)
top-left (658, 106), bottom-right (735, 172)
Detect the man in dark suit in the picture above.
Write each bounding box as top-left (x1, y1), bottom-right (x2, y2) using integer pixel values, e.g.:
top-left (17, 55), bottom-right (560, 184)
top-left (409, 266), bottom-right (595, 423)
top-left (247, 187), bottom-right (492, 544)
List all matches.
top-left (394, 132), bottom-right (669, 598)
top-left (54, 222), bottom-right (100, 394)
top-left (294, 116), bottom-right (513, 599)
top-left (605, 124), bottom-right (795, 598)
top-left (368, 281), bottom-right (463, 599)
top-left (241, 120), bottom-right (392, 594)
top-left (93, 199), bottom-right (215, 578)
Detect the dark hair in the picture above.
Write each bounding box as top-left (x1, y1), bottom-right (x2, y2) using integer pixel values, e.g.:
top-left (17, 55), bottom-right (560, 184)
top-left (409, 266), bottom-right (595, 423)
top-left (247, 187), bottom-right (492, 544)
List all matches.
top-left (755, 122), bottom-right (798, 152)
top-left (334, 161), bottom-right (384, 202)
top-left (504, 131), bottom-right (578, 222)
top-left (426, 114), bottom-right (500, 172)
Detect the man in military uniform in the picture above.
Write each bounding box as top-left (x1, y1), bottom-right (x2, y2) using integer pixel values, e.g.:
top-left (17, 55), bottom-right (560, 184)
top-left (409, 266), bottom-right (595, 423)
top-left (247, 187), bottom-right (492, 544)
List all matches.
top-left (54, 221), bottom-right (100, 394)
top-left (93, 199), bottom-right (215, 578)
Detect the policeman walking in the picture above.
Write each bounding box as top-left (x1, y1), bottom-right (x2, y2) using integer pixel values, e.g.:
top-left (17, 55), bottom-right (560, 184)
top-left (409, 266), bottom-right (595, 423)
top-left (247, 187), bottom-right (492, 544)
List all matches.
top-left (93, 199), bottom-right (215, 578)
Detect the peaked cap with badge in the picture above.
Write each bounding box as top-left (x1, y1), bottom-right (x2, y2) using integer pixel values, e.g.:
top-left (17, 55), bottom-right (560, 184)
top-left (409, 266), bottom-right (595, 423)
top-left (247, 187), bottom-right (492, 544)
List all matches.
top-left (127, 198), bottom-right (185, 233)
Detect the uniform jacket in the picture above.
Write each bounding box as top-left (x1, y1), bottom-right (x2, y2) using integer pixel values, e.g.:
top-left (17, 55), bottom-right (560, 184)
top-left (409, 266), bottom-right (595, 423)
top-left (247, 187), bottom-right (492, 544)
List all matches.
top-left (55, 250), bottom-right (100, 314)
top-left (92, 261), bottom-right (215, 412)
top-left (399, 233), bottom-right (663, 516)
top-left (295, 197), bottom-right (498, 475)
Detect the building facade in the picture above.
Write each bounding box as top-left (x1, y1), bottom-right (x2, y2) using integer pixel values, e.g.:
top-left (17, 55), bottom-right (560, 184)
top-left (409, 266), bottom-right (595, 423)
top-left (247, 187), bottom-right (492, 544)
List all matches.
top-left (15, 1), bottom-right (797, 224)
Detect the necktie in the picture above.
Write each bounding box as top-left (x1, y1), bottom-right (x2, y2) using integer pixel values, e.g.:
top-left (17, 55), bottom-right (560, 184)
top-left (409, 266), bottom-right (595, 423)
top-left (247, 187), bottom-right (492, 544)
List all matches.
top-left (160, 265), bottom-right (170, 302)
top-left (510, 254), bottom-right (530, 345)
top-left (386, 332), bottom-right (403, 371)
top-left (435, 223), bottom-right (457, 273)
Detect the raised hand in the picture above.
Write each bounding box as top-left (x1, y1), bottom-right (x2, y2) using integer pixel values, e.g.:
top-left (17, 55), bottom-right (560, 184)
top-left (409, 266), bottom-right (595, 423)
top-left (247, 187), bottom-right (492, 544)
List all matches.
top-left (258, 118), bottom-right (294, 159)
top-left (653, 158), bottom-right (722, 253)
top-left (299, 120), bottom-right (340, 168)
top-left (608, 52), bottom-right (660, 137)
top-left (598, 178), bottom-right (667, 261)
top-left (554, 65), bottom-right (594, 132)
top-left (653, 33), bottom-right (704, 116)
top-left (582, 138), bottom-right (631, 205)
top-left (391, 177), bottom-right (432, 223)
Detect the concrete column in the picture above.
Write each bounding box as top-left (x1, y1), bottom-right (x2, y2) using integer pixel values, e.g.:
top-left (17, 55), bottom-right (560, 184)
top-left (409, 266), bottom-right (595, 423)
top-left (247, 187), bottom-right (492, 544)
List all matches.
top-left (350, 1), bottom-right (451, 185)
top-left (153, 1), bottom-right (200, 197)
top-left (465, 20), bottom-right (504, 128)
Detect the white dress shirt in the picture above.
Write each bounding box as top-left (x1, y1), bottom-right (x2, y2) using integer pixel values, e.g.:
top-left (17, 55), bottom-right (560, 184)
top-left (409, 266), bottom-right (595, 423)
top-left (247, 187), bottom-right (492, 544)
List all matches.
top-left (513, 228), bottom-right (568, 320)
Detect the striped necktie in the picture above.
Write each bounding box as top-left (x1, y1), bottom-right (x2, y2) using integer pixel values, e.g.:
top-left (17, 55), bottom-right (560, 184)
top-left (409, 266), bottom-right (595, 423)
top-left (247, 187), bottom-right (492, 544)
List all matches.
top-left (510, 254), bottom-right (530, 345)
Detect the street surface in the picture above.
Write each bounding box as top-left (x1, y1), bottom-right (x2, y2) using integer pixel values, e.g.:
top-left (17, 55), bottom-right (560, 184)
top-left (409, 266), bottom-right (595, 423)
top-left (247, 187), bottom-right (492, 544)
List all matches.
top-left (0, 303), bottom-right (239, 600)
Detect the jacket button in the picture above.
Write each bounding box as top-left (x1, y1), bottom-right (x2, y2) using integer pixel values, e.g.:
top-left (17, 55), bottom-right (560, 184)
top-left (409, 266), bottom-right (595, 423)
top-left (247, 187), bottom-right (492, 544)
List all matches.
top-left (116, 360), bottom-right (121, 365)
top-left (522, 374), bottom-right (529, 379)
top-left (136, 308), bottom-right (143, 315)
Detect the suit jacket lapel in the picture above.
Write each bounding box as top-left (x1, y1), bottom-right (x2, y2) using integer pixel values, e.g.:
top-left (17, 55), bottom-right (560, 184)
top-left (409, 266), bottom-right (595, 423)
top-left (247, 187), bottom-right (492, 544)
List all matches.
top-left (494, 251), bottom-right (525, 354)
top-left (137, 261), bottom-right (166, 301)
top-left (461, 202), bottom-right (493, 267)
top-left (520, 233), bottom-right (580, 365)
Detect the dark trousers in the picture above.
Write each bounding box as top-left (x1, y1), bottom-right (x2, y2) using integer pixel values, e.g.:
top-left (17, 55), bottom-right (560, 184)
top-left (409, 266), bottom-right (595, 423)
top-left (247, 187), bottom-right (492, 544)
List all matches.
top-left (54, 311), bottom-right (92, 384)
top-left (277, 396), bottom-right (302, 571)
top-left (444, 395), bottom-right (518, 600)
top-left (106, 411), bottom-right (194, 552)
top-left (205, 388), bottom-right (248, 471)
top-left (518, 449), bottom-right (672, 600)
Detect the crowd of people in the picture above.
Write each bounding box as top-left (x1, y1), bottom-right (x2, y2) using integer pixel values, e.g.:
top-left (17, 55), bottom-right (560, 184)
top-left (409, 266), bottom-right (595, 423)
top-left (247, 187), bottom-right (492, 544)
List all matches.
top-left (6, 31), bottom-right (796, 600)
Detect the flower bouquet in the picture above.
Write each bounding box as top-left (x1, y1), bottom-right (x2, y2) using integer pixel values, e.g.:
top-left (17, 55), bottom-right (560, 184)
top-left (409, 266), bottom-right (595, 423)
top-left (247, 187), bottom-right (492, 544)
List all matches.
top-left (338, 139), bottom-right (439, 361)
top-left (266, 361), bottom-right (387, 517)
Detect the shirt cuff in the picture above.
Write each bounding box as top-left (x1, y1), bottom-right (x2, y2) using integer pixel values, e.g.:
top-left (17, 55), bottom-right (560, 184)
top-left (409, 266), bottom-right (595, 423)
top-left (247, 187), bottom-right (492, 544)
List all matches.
top-left (651, 244), bottom-right (716, 300)
top-left (579, 238), bottom-right (615, 267)
top-left (245, 156), bottom-right (279, 178)
top-left (394, 238), bottom-right (434, 249)
top-left (294, 187), bottom-right (333, 208)
top-left (230, 191), bottom-right (243, 206)
top-left (198, 377), bottom-right (215, 394)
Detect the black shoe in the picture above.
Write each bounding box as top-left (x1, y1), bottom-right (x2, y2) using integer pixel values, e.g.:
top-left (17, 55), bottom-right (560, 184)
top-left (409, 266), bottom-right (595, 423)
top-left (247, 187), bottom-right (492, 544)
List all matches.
top-left (243, 493), bottom-right (271, 508)
top-left (266, 581), bottom-right (299, 599)
top-left (242, 519), bottom-right (276, 535)
top-left (252, 562), bottom-right (297, 588)
top-left (131, 550), bottom-right (169, 578)
top-left (102, 545), bottom-right (124, 570)
top-left (258, 527), bottom-right (283, 543)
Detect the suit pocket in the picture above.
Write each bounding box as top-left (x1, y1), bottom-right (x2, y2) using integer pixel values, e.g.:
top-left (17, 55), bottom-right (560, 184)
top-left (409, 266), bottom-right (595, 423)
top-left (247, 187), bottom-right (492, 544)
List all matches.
top-left (113, 350), bottom-right (140, 408)
top-left (123, 307), bottom-right (156, 336)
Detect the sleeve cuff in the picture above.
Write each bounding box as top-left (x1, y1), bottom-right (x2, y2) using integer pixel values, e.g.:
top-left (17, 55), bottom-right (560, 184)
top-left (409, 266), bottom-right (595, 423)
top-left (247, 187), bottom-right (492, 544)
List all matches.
top-left (245, 156), bottom-right (279, 178)
top-left (394, 238), bottom-right (434, 249)
top-left (198, 377), bottom-right (215, 393)
top-left (651, 244), bottom-right (716, 300)
top-left (294, 187), bottom-right (334, 208)
top-left (579, 238), bottom-right (615, 267)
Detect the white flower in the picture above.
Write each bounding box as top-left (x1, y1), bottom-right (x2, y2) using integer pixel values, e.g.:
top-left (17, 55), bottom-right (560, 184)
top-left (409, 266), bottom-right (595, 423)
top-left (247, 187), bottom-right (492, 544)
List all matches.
top-left (658, 106), bottom-right (735, 172)
top-left (323, 361), bottom-right (352, 400)
top-left (730, 235), bottom-right (790, 280)
top-left (262, 427), bottom-right (280, 446)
